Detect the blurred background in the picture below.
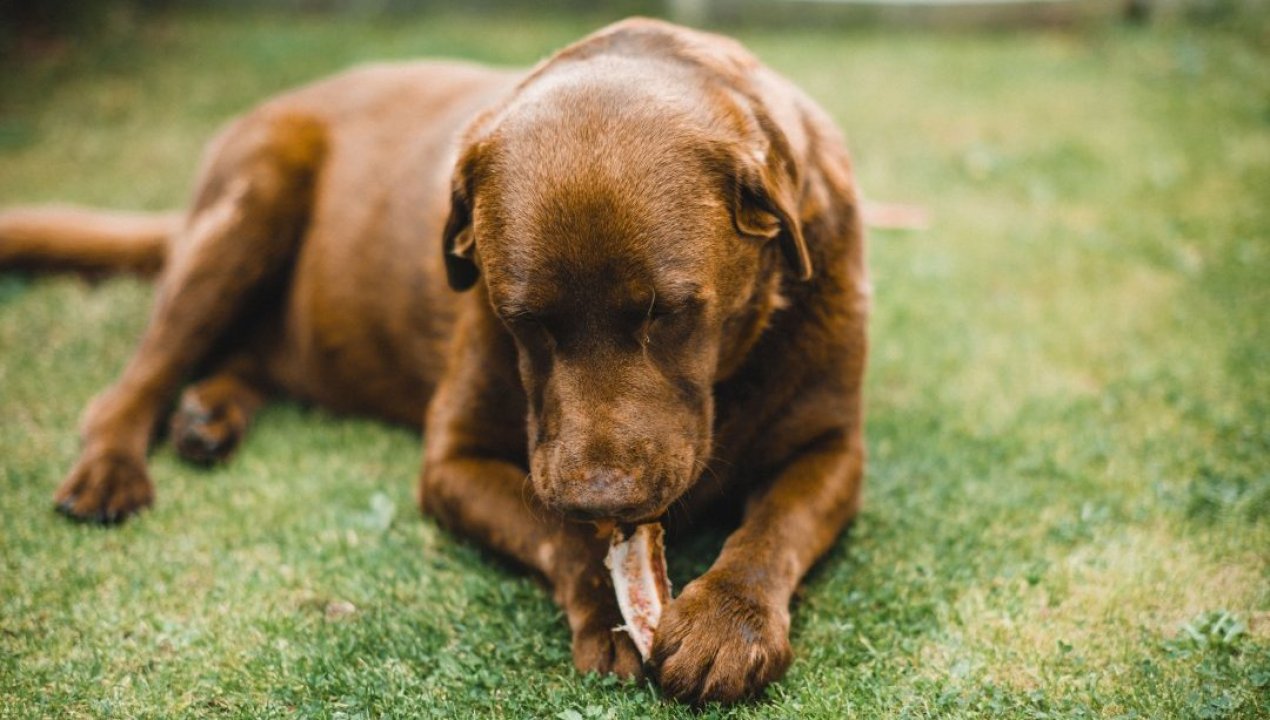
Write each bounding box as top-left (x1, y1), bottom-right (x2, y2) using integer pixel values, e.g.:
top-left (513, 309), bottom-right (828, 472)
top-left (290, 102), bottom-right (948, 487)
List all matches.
top-left (2, 0), bottom-right (1268, 51)
top-left (1, 0), bottom-right (1264, 214)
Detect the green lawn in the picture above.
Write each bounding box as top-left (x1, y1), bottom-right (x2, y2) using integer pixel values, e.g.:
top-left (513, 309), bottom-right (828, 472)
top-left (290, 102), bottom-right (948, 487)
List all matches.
top-left (1, 9), bottom-right (1267, 719)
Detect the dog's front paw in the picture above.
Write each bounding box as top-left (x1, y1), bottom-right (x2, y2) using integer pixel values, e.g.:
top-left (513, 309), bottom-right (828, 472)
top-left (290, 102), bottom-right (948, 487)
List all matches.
top-left (651, 573), bottom-right (792, 704)
top-left (569, 597), bottom-right (645, 680)
top-left (53, 450), bottom-right (154, 524)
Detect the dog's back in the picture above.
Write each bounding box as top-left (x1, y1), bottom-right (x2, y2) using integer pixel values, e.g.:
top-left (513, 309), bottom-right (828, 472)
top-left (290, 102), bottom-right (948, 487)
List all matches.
top-left (0, 60), bottom-right (520, 423)
top-left (232, 62), bottom-right (520, 420)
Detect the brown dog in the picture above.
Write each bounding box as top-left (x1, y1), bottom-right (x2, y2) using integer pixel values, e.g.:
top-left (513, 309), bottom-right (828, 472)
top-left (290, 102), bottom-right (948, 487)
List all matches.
top-left (0, 18), bottom-right (868, 704)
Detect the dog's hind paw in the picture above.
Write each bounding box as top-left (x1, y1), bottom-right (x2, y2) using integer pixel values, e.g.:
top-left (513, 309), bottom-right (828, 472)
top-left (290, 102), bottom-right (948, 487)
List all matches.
top-left (53, 450), bottom-right (154, 524)
top-left (170, 386), bottom-right (248, 465)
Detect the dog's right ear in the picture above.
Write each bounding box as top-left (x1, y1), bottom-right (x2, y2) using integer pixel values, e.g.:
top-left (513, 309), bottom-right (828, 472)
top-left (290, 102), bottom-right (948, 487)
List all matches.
top-left (442, 143), bottom-right (482, 292)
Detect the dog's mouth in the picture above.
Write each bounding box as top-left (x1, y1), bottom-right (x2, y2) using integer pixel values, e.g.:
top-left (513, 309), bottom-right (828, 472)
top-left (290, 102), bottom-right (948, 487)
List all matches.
top-left (560, 502), bottom-right (669, 527)
top-left (583, 515), bottom-right (667, 538)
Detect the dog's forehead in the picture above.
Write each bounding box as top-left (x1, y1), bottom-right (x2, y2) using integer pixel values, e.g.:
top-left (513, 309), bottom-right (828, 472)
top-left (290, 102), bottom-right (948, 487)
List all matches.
top-left (478, 175), bottom-right (721, 316)
top-left (470, 58), bottom-right (755, 314)
top-left (477, 153), bottom-right (731, 312)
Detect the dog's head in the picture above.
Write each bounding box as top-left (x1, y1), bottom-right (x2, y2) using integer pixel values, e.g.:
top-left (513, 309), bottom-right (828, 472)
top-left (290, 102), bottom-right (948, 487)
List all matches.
top-left (441, 23), bottom-right (812, 523)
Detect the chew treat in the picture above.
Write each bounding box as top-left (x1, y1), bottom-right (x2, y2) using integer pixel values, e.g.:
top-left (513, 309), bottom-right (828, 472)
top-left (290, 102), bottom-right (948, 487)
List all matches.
top-left (605, 523), bottom-right (672, 662)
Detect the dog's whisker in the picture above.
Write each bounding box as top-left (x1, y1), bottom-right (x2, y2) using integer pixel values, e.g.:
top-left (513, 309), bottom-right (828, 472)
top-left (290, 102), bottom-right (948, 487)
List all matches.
top-left (705, 453), bottom-right (734, 469)
top-left (669, 495), bottom-right (691, 530)
top-left (520, 472), bottom-right (547, 524)
top-left (692, 457), bottom-right (726, 494)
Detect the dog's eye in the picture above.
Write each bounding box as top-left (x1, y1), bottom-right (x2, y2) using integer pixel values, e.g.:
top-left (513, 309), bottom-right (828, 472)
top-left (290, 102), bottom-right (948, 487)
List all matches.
top-left (638, 306), bottom-right (678, 347)
top-left (642, 305), bottom-right (680, 332)
top-left (499, 308), bottom-right (549, 334)
top-left (502, 310), bottom-right (537, 325)
top-left (501, 310), bottom-right (558, 353)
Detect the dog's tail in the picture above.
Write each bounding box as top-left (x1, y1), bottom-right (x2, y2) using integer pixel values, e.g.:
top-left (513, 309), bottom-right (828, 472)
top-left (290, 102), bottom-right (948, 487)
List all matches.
top-left (0, 205), bottom-right (181, 277)
top-left (861, 201), bottom-right (929, 232)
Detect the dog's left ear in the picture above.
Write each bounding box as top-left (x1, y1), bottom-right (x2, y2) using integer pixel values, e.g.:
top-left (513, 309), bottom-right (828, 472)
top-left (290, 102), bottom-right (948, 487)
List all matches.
top-left (732, 127), bottom-right (812, 282)
top-left (442, 142), bottom-right (483, 292)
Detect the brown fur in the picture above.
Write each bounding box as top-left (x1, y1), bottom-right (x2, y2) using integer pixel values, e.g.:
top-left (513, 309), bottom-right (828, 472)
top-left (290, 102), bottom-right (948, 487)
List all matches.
top-left (0, 206), bottom-right (179, 276)
top-left (0, 19), bottom-right (868, 704)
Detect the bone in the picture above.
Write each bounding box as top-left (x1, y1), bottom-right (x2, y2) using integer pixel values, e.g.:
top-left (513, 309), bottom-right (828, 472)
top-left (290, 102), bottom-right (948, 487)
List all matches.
top-left (605, 523), bottom-right (672, 661)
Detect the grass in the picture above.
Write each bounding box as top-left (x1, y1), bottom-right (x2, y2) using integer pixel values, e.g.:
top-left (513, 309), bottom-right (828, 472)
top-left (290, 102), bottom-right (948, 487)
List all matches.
top-left (1, 8), bottom-right (1267, 719)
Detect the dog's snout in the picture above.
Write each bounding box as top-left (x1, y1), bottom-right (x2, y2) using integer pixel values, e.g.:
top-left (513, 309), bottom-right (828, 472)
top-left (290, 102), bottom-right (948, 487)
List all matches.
top-left (558, 465), bottom-right (651, 522)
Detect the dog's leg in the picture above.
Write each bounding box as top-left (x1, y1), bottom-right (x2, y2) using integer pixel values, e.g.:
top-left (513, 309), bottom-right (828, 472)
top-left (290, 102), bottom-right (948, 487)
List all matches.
top-left (169, 355), bottom-right (267, 465)
top-left (420, 294), bottom-right (644, 679)
top-left (53, 114), bottom-right (324, 523)
top-left (651, 429), bottom-right (865, 704)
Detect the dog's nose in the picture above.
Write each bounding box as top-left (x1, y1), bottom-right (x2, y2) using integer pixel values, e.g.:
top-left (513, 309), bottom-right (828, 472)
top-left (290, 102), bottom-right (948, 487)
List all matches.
top-left (558, 466), bottom-right (651, 522)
